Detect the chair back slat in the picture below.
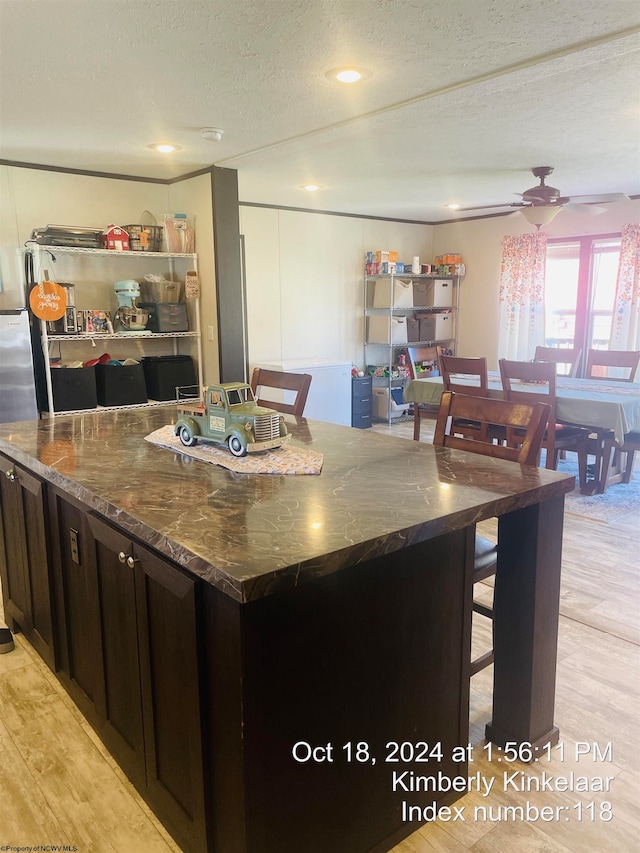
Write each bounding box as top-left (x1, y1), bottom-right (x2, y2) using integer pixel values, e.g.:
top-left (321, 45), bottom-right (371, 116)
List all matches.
top-left (585, 349), bottom-right (640, 382)
top-left (534, 345), bottom-right (582, 377)
top-left (250, 368), bottom-right (312, 416)
top-left (499, 357), bottom-right (558, 449)
top-left (433, 391), bottom-right (550, 466)
top-left (440, 355), bottom-right (488, 396)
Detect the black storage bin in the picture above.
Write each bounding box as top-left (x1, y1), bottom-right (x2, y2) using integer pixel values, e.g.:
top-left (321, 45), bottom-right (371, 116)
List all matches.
top-left (49, 366), bottom-right (97, 412)
top-left (141, 355), bottom-right (197, 401)
top-left (137, 302), bottom-right (189, 333)
top-left (95, 363), bottom-right (148, 406)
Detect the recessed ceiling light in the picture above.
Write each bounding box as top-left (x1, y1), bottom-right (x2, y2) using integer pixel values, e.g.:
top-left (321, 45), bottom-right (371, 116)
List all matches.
top-left (446, 203), bottom-right (461, 210)
top-left (337, 69), bottom-right (362, 83)
top-left (326, 66), bottom-right (371, 84)
top-left (301, 184), bottom-right (321, 192)
top-left (148, 143), bottom-right (181, 153)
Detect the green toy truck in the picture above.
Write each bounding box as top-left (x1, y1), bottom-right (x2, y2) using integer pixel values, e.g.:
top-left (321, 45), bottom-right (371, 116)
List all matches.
top-left (174, 382), bottom-right (290, 457)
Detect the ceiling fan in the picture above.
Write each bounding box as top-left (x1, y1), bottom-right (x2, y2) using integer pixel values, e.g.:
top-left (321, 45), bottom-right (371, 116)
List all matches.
top-left (459, 167), bottom-right (628, 224)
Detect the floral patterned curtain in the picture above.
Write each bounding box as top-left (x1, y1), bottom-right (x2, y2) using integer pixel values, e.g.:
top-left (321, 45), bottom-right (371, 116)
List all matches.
top-left (498, 232), bottom-right (547, 360)
top-left (610, 224), bottom-right (640, 351)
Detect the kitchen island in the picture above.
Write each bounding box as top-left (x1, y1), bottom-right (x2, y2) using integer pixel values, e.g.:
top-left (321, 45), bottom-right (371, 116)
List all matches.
top-left (0, 408), bottom-right (573, 853)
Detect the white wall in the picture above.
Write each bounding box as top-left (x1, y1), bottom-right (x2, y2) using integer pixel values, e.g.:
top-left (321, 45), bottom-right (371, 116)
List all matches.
top-left (4, 163), bottom-right (636, 386)
top-left (0, 165), bottom-right (216, 378)
top-left (0, 166), bottom-right (170, 299)
top-left (433, 199), bottom-right (640, 369)
top-left (239, 205), bottom-right (433, 370)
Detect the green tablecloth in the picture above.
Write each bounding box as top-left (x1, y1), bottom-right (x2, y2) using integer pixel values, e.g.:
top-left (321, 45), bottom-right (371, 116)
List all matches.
top-left (404, 374), bottom-right (640, 444)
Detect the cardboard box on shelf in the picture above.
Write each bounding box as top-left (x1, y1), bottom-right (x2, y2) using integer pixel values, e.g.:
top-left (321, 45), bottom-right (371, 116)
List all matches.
top-left (407, 318), bottom-right (420, 342)
top-left (372, 278), bottom-right (414, 308)
top-left (416, 312), bottom-right (452, 342)
top-left (367, 315), bottom-right (408, 344)
top-left (413, 279), bottom-right (453, 307)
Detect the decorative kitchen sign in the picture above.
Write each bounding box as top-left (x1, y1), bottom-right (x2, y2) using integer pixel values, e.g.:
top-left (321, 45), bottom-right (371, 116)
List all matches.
top-left (185, 270), bottom-right (200, 298)
top-left (29, 278), bottom-right (66, 321)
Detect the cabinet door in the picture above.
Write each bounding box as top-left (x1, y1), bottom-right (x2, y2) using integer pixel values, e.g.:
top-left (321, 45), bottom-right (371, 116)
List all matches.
top-left (87, 514), bottom-right (145, 788)
top-left (0, 455), bottom-right (55, 669)
top-left (52, 495), bottom-right (106, 722)
top-left (134, 544), bottom-right (206, 853)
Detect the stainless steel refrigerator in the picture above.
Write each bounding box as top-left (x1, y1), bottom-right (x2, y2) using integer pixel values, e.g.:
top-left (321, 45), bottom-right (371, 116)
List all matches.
top-left (0, 261), bottom-right (38, 423)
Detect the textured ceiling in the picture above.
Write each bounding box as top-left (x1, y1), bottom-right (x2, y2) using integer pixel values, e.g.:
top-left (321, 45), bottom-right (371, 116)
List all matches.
top-left (1, 0), bottom-right (639, 221)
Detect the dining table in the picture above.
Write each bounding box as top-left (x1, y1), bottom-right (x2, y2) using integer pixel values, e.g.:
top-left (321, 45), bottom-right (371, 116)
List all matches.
top-left (404, 373), bottom-right (640, 494)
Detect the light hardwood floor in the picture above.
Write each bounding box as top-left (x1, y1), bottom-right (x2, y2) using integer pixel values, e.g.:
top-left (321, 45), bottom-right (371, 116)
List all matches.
top-left (1, 419), bottom-right (638, 852)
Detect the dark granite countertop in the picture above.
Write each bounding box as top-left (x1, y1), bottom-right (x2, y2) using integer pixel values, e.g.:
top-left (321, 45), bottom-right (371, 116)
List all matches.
top-left (0, 408), bottom-right (574, 602)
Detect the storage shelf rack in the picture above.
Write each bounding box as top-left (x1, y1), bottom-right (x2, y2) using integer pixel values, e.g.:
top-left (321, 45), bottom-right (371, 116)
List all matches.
top-left (26, 245), bottom-right (203, 417)
top-left (364, 271), bottom-right (461, 425)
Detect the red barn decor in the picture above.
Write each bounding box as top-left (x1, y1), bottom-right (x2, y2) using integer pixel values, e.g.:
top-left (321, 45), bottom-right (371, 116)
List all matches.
top-left (102, 224), bottom-right (130, 251)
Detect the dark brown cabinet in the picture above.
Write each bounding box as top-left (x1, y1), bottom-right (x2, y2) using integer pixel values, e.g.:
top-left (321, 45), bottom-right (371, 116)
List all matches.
top-left (0, 454), bottom-right (56, 669)
top-left (50, 493), bottom-right (206, 853)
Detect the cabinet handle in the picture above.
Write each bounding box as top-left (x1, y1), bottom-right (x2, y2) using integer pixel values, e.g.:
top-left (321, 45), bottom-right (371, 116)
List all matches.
top-left (126, 556), bottom-right (137, 569)
top-left (5, 468), bottom-right (16, 481)
top-left (118, 551), bottom-right (127, 564)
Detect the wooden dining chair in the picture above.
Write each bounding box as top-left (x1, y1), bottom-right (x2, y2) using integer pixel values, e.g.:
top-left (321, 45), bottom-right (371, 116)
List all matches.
top-left (434, 391), bottom-right (550, 466)
top-left (499, 358), bottom-right (588, 485)
top-left (407, 345), bottom-right (438, 380)
top-left (578, 349), bottom-right (640, 492)
top-left (440, 354), bottom-right (488, 396)
top-left (618, 432), bottom-right (640, 484)
top-left (585, 348), bottom-right (640, 382)
top-left (440, 354), bottom-right (501, 442)
top-left (407, 346), bottom-right (442, 438)
top-left (433, 391), bottom-right (551, 676)
top-left (250, 368), bottom-right (312, 417)
top-left (534, 345), bottom-right (582, 377)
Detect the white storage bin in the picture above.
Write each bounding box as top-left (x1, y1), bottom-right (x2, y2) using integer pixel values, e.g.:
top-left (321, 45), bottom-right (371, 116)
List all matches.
top-left (413, 279), bottom-right (453, 308)
top-left (372, 278), bottom-right (414, 308)
top-left (367, 315), bottom-right (408, 344)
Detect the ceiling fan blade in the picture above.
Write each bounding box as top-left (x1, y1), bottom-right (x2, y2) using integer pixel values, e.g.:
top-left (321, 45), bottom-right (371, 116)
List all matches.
top-left (560, 193), bottom-right (629, 204)
top-left (563, 203), bottom-right (608, 216)
top-left (457, 202), bottom-right (526, 212)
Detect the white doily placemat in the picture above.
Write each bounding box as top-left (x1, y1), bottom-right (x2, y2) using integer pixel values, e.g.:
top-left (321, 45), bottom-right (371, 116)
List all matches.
top-left (145, 424), bottom-right (323, 475)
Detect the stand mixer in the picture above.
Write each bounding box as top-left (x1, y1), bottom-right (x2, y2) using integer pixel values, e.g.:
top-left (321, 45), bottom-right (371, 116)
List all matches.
top-left (113, 280), bottom-right (152, 334)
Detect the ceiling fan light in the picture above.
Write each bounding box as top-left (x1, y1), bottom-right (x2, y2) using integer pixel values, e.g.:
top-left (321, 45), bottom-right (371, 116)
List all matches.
top-left (519, 205), bottom-right (562, 226)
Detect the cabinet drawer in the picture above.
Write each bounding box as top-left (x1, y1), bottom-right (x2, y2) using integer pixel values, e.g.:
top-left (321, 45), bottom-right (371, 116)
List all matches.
top-left (351, 413), bottom-right (372, 429)
top-left (352, 395), bottom-right (372, 415)
top-left (352, 377), bottom-right (372, 398)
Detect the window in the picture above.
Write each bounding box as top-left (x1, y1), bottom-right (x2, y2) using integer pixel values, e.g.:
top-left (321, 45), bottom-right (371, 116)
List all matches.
top-left (544, 234), bottom-right (621, 372)
top-left (226, 387), bottom-right (252, 406)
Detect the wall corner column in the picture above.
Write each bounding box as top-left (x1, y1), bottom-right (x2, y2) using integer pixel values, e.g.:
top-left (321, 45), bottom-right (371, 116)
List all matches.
top-left (211, 166), bottom-right (246, 382)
